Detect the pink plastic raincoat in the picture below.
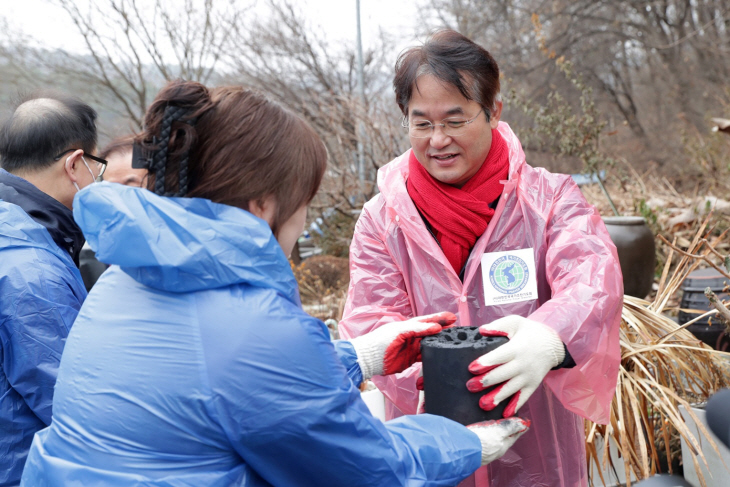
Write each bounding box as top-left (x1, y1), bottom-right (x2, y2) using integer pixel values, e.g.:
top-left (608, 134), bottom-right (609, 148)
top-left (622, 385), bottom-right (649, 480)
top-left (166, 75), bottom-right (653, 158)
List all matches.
top-left (339, 122), bottom-right (623, 486)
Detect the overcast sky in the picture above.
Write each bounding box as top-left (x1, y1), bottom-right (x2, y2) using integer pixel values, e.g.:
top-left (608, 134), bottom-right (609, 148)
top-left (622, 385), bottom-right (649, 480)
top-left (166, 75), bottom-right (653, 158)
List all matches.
top-left (6, 0), bottom-right (422, 56)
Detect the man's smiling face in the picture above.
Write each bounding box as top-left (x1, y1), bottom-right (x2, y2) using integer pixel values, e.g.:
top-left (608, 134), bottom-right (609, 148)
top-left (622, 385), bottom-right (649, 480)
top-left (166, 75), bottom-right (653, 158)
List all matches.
top-left (408, 74), bottom-right (500, 188)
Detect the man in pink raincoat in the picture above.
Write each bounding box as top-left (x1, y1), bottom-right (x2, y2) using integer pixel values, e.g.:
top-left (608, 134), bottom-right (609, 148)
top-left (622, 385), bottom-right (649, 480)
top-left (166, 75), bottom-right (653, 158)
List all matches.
top-left (339, 30), bottom-right (623, 487)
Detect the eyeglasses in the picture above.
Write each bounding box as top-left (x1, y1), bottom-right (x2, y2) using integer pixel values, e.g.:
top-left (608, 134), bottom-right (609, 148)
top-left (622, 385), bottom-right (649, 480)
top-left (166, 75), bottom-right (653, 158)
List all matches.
top-left (403, 109), bottom-right (488, 138)
top-left (54, 149), bottom-right (108, 179)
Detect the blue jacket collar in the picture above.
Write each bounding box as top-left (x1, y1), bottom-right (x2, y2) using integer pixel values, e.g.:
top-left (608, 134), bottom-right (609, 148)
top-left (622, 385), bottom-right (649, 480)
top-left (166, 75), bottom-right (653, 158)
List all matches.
top-left (0, 169), bottom-right (84, 266)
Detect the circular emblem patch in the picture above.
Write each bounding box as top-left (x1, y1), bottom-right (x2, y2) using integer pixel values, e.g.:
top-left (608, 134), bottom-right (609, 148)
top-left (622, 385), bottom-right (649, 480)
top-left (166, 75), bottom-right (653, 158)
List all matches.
top-left (489, 255), bottom-right (529, 295)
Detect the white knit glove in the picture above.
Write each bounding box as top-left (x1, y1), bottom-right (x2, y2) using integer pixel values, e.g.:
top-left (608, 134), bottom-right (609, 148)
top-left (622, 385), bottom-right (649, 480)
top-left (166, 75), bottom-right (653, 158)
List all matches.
top-left (467, 417), bottom-right (530, 466)
top-left (466, 315), bottom-right (565, 417)
top-left (349, 312), bottom-right (457, 380)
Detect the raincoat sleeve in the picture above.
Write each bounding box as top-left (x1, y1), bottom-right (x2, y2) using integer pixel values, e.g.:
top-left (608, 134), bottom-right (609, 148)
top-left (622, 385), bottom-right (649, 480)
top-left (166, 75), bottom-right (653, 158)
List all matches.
top-left (332, 339), bottom-right (363, 386)
top-left (0, 249), bottom-right (84, 424)
top-left (202, 290), bottom-right (481, 487)
top-left (527, 177), bottom-right (623, 424)
top-left (340, 203), bottom-right (414, 333)
top-left (339, 203), bottom-right (422, 415)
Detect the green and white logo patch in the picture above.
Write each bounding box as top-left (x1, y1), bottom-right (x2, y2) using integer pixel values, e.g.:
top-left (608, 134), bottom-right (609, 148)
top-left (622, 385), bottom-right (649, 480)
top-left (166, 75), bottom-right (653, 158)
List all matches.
top-left (481, 248), bottom-right (538, 306)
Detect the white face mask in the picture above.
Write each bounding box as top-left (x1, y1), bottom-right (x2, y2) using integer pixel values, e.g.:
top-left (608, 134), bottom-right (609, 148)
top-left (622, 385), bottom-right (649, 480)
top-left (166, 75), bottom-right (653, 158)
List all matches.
top-left (69, 156), bottom-right (99, 191)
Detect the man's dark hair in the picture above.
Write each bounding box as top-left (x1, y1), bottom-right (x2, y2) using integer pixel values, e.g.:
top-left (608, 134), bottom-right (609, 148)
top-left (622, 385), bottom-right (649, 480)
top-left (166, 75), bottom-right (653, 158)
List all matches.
top-left (0, 92), bottom-right (98, 173)
top-left (393, 30), bottom-right (500, 119)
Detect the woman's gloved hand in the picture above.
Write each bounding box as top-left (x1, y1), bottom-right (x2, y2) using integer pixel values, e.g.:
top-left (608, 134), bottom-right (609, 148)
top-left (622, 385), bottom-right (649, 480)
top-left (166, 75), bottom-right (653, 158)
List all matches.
top-left (350, 312), bottom-right (457, 380)
top-left (466, 315), bottom-right (565, 417)
top-left (466, 417), bottom-right (530, 466)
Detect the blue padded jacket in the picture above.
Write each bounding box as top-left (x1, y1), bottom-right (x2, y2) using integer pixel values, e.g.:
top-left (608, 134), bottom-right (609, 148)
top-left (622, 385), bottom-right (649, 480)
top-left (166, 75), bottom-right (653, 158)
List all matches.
top-left (0, 171), bottom-right (86, 487)
top-left (21, 183), bottom-right (481, 486)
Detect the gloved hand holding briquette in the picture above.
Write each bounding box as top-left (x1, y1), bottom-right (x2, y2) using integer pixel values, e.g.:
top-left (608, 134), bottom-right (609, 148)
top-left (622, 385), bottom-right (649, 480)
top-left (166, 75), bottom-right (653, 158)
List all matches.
top-left (466, 315), bottom-right (566, 417)
top-left (467, 417), bottom-right (531, 466)
top-left (350, 312), bottom-right (457, 380)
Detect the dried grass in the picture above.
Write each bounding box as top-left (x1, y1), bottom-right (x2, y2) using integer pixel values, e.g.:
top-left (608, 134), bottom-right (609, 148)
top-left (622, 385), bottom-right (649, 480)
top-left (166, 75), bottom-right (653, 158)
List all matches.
top-left (291, 257), bottom-right (349, 324)
top-left (586, 214), bottom-right (730, 487)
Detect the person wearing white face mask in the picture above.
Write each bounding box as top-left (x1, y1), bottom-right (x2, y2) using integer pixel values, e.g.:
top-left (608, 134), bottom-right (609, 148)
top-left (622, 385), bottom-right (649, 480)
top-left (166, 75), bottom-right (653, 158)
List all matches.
top-left (61, 150), bottom-right (107, 190)
top-left (0, 92), bottom-right (102, 486)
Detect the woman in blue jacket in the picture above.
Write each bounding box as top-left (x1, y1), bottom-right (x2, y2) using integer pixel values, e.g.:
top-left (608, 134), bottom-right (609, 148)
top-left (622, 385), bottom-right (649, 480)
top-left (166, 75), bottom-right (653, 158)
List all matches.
top-left (21, 81), bottom-right (528, 486)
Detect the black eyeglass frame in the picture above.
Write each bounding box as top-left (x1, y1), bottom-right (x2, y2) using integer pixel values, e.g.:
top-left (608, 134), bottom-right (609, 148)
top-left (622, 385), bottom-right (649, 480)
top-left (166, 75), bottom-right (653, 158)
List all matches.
top-left (53, 149), bottom-right (108, 178)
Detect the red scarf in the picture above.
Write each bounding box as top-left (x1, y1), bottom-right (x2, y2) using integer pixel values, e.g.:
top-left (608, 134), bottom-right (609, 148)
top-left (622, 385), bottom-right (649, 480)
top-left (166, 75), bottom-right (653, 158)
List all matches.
top-left (406, 129), bottom-right (509, 274)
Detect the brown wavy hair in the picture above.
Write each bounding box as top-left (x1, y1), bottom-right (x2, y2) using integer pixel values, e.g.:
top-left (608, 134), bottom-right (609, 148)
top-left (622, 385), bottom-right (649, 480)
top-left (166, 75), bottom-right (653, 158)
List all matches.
top-left (136, 80), bottom-right (327, 235)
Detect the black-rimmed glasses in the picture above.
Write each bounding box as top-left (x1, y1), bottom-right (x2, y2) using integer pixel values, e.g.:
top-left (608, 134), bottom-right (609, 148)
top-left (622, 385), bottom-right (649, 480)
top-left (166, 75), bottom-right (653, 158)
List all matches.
top-left (54, 149), bottom-right (108, 179)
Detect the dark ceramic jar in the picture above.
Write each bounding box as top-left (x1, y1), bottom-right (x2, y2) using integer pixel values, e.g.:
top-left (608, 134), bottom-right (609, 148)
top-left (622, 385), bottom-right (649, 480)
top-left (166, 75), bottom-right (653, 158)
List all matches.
top-left (421, 327), bottom-right (509, 425)
top-left (602, 216), bottom-right (655, 298)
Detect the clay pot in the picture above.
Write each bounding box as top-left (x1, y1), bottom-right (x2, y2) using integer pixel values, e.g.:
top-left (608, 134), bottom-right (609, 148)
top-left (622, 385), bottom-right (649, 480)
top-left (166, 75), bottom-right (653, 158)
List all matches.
top-left (602, 216), bottom-right (655, 298)
top-left (421, 327), bottom-right (509, 425)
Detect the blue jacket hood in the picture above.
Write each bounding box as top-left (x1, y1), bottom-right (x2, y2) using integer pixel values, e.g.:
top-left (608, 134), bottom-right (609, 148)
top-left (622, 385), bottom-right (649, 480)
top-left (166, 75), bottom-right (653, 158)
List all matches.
top-left (73, 183), bottom-right (298, 300)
